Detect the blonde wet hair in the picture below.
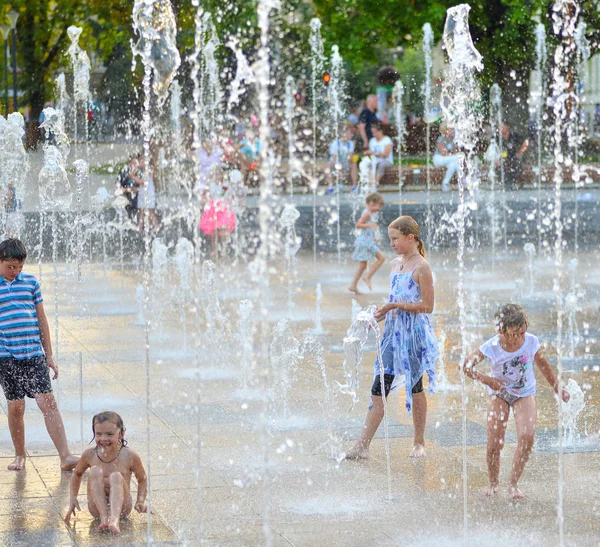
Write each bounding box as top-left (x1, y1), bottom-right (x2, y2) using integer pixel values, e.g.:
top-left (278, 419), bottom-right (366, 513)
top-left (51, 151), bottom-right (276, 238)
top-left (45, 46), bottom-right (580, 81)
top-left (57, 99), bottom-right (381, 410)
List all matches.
top-left (388, 215), bottom-right (426, 258)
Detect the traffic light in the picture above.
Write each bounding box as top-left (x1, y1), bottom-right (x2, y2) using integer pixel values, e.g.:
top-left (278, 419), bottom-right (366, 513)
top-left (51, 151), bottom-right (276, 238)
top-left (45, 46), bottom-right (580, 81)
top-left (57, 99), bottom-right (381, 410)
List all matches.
top-left (322, 72), bottom-right (331, 85)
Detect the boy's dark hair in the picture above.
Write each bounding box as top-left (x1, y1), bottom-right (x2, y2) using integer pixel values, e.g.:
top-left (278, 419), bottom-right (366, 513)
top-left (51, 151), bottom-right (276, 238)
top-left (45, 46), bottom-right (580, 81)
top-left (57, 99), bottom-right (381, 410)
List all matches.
top-left (366, 192), bottom-right (384, 205)
top-left (494, 304), bottom-right (529, 333)
top-left (372, 122), bottom-right (384, 133)
top-left (0, 239), bottom-right (27, 262)
top-left (91, 411), bottom-right (128, 446)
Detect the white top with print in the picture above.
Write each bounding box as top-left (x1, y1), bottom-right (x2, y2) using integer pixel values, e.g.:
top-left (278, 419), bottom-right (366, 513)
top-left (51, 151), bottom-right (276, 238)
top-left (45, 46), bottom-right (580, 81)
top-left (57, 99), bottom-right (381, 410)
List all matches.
top-left (479, 333), bottom-right (540, 397)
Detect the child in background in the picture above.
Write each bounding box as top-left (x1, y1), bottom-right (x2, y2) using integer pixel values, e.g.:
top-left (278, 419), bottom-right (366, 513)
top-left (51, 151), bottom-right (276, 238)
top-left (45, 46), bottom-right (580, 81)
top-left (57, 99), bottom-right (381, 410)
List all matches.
top-left (0, 238), bottom-right (79, 472)
top-left (348, 192), bottom-right (386, 294)
top-left (65, 411), bottom-right (148, 535)
top-left (463, 304), bottom-right (570, 499)
top-left (328, 124), bottom-right (357, 193)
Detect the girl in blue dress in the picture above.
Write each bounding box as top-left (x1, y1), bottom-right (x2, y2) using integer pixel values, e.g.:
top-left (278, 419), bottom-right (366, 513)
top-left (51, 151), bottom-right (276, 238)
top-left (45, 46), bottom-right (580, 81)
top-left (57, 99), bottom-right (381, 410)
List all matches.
top-left (346, 215), bottom-right (438, 459)
top-left (348, 192), bottom-right (386, 294)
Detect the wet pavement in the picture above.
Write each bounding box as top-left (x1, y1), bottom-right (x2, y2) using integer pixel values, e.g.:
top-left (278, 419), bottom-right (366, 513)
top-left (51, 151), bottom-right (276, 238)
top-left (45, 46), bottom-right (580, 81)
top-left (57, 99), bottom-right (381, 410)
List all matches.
top-left (0, 247), bottom-right (599, 546)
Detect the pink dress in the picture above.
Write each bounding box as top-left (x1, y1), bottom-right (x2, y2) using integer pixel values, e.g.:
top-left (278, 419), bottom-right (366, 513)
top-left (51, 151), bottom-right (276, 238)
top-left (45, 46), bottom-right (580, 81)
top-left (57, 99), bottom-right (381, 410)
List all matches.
top-left (199, 199), bottom-right (236, 235)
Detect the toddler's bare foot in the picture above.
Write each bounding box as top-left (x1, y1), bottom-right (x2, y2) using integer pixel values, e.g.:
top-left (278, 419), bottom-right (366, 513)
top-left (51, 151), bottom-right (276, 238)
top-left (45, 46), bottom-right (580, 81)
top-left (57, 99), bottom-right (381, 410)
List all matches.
top-left (483, 484), bottom-right (499, 497)
top-left (348, 286), bottom-right (363, 295)
top-left (60, 455), bottom-right (79, 471)
top-left (107, 518), bottom-right (121, 535)
top-left (344, 444), bottom-right (369, 460)
top-left (98, 519), bottom-right (109, 532)
top-left (508, 484), bottom-right (525, 500)
top-left (409, 443), bottom-right (426, 458)
top-left (361, 276), bottom-right (373, 291)
top-left (8, 456), bottom-right (26, 471)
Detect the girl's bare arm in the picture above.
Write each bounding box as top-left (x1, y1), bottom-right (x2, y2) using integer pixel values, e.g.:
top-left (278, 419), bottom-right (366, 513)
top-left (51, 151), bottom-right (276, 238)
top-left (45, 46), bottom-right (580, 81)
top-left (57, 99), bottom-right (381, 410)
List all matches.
top-left (535, 349), bottom-right (570, 402)
top-left (65, 451), bottom-right (92, 522)
top-left (132, 452), bottom-right (148, 512)
top-left (355, 211), bottom-right (373, 230)
top-left (462, 350), bottom-right (504, 390)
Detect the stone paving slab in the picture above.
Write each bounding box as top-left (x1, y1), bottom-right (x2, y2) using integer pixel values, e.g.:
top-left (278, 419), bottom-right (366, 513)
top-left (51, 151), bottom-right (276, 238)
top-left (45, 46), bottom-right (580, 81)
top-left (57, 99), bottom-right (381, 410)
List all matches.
top-left (0, 252), bottom-right (599, 546)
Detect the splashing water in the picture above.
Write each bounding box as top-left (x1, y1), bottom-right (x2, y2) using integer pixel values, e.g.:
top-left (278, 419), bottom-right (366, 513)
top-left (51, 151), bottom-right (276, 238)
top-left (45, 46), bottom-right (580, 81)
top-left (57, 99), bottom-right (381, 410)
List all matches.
top-left (309, 18), bottom-right (326, 267)
top-left (534, 23), bottom-right (547, 251)
top-left (422, 23), bottom-right (434, 233)
top-left (132, 0), bottom-right (181, 105)
top-left (339, 305), bottom-right (378, 408)
top-left (238, 299), bottom-right (257, 393)
top-left (303, 334), bottom-right (343, 461)
top-left (270, 319), bottom-right (301, 420)
top-left (280, 204), bottom-right (301, 310)
top-left (524, 243), bottom-right (536, 296)
top-left (392, 81), bottom-right (405, 214)
top-left (39, 108), bottom-right (72, 210)
top-left (561, 378), bottom-right (585, 445)
top-left (313, 283), bottom-right (325, 335)
top-left (441, 4), bottom-right (483, 536)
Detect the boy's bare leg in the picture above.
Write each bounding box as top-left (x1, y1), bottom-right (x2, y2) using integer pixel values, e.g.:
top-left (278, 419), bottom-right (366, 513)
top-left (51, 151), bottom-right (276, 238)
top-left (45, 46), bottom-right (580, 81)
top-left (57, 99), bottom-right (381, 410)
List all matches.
top-left (107, 472), bottom-right (132, 535)
top-left (509, 396), bottom-right (537, 500)
top-left (410, 391), bottom-right (427, 457)
top-left (345, 395), bottom-right (385, 459)
top-left (34, 392), bottom-right (79, 470)
top-left (7, 399), bottom-right (26, 471)
top-left (87, 466), bottom-right (110, 531)
top-left (485, 396), bottom-right (510, 496)
top-left (362, 252), bottom-right (385, 290)
top-left (348, 261), bottom-right (367, 294)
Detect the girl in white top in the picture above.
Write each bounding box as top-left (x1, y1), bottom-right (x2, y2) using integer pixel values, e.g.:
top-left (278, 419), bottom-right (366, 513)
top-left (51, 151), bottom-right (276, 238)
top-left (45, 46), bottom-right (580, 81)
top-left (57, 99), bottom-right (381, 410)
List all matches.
top-left (463, 304), bottom-right (570, 500)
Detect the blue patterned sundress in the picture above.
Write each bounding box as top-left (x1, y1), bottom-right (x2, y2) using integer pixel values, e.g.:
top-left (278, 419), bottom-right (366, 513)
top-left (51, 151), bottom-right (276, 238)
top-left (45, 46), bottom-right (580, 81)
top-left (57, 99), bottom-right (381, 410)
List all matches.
top-left (352, 210), bottom-right (380, 261)
top-left (372, 261), bottom-right (438, 414)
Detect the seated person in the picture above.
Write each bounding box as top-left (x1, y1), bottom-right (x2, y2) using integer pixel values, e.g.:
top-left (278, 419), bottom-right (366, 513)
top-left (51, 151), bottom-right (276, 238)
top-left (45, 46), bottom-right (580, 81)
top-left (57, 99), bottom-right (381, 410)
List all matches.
top-left (365, 122), bottom-right (393, 186)
top-left (501, 122), bottom-right (529, 189)
top-left (433, 125), bottom-right (460, 192)
top-left (328, 123), bottom-right (357, 193)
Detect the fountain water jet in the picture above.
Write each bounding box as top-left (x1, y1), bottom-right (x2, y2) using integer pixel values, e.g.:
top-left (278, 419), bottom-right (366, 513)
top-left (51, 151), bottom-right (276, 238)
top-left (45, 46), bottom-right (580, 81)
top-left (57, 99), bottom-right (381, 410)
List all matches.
top-left (440, 4), bottom-right (483, 536)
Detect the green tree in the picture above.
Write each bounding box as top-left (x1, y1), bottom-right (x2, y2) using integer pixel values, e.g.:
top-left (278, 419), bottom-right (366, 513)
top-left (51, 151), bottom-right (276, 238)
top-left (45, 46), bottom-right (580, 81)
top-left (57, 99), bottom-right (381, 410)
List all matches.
top-left (312, 0), bottom-right (600, 128)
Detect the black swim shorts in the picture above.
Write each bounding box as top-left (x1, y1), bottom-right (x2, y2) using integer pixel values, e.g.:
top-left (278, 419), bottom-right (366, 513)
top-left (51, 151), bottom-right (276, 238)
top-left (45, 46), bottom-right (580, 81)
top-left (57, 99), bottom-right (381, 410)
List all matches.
top-left (371, 373), bottom-right (424, 398)
top-left (0, 356), bottom-right (53, 401)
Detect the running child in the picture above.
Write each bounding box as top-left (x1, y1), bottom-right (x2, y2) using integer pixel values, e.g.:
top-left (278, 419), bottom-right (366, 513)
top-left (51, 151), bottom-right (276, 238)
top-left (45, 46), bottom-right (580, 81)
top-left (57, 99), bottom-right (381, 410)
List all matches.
top-left (0, 238), bottom-right (78, 472)
top-left (346, 216), bottom-right (438, 459)
top-left (348, 192), bottom-right (386, 294)
top-left (65, 411), bottom-right (148, 535)
top-left (462, 304), bottom-right (570, 499)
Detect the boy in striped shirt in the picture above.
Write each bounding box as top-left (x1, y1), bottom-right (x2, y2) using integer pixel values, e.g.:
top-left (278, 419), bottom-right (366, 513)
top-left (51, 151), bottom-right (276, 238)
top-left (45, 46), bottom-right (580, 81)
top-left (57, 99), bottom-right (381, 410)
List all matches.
top-left (0, 239), bottom-right (78, 471)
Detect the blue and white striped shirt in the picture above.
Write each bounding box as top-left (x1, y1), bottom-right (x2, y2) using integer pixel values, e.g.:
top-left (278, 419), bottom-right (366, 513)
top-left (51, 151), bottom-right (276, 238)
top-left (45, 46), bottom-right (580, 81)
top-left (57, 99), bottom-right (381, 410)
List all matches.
top-left (0, 272), bottom-right (45, 360)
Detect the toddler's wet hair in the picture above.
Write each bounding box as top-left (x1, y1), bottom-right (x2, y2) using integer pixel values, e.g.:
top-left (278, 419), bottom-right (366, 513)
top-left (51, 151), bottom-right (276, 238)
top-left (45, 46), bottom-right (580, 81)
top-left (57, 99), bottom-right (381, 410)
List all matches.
top-left (494, 304), bottom-right (529, 332)
top-left (366, 192), bottom-right (384, 205)
top-left (91, 411), bottom-right (128, 446)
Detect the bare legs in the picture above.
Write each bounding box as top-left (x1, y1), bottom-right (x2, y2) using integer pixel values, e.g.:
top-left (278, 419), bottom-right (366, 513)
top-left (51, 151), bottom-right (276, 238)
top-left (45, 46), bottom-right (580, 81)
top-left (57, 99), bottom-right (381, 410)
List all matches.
top-left (362, 252), bottom-right (385, 290)
top-left (87, 467), bottom-right (132, 534)
top-left (345, 390), bottom-right (428, 459)
top-left (35, 393), bottom-right (79, 470)
top-left (509, 396), bottom-right (536, 499)
top-left (485, 396), bottom-right (509, 496)
top-left (7, 400), bottom-right (26, 471)
top-left (345, 395), bottom-right (385, 459)
top-left (409, 391), bottom-right (427, 457)
top-left (485, 395), bottom-right (536, 499)
top-left (348, 261), bottom-right (367, 294)
top-left (6, 394), bottom-right (77, 471)
top-left (348, 252), bottom-right (386, 294)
